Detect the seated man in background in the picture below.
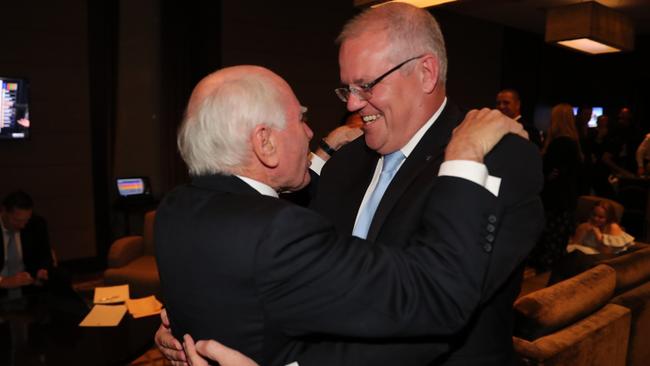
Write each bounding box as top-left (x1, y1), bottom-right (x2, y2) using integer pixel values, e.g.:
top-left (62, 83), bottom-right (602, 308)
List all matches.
top-left (154, 64), bottom-right (534, 366)
top-left (0, 190), bottom-right (53, 300)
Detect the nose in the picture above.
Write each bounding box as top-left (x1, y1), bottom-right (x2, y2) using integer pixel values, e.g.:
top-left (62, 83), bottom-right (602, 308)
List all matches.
top-left (346, 92), bottom-right (367, 112)
top-left (304, 123), bottom-right (314, 140)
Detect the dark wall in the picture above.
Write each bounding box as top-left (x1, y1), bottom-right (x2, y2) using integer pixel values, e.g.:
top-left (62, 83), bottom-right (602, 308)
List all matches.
top-left (221, 1), bottom-right (357, 148)
top-left (434, 9), bottom-right (504, 112)
top-left (0, 0), bottom-right (97, 261)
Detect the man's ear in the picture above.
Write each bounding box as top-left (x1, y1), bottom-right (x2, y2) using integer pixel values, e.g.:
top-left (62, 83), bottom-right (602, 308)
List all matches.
top-left (251, 125), bottom-right (279, 168)
top-left (419, 55), bottom-right (439, 94)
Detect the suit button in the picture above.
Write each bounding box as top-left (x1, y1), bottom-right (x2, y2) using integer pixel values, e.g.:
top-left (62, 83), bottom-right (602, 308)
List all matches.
top-left (486, 224), bottom-right (496, 233)
top-left (488, 215), bottom-right (497, 224)
top-left (483, 243), bottom-right (493, 252)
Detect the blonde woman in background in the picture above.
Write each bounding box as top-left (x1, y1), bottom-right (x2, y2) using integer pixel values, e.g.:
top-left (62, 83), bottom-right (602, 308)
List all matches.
top-left (529, 103), bottom-right (584, 272)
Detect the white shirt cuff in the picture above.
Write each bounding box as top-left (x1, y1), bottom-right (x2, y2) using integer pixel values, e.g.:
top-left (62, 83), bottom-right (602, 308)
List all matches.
top-left (309, 153), bottom-right (326, 176)
top-left (438, 160), bottom-right (501, 196)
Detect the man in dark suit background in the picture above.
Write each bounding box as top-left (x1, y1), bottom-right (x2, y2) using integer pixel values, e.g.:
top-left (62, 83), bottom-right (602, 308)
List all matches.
top-left (496, 88), bottom-right (542, 149)
top-left (154, 62), bottom-right (537, 366)
top-left (0, 191), bottom-right (53, 299)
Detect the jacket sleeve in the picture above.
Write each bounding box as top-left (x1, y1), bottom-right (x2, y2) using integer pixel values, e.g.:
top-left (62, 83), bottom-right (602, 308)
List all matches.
top-left (255, 176), bottom-right (498, 339)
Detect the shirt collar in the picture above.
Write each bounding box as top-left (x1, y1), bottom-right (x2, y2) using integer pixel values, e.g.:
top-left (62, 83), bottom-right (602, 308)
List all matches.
top-left (399, 97), bottom-right (447, 158)
top-left (235, 175), bottom-right (279, 198)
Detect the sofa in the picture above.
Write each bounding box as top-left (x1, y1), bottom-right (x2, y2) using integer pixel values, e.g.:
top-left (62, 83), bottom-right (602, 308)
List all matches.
top-left (515, 246), bottom-right (650, 365)
top-left (602, 247), bottom-right (650, 366)
top-left (103, 210), bottom-right (161, 299)
top-left (513, 264), bottom-right (631, 365)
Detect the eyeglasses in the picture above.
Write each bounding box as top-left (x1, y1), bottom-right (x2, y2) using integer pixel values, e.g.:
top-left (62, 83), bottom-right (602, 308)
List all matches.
top-left (334, 55), bottom-right (425, 103)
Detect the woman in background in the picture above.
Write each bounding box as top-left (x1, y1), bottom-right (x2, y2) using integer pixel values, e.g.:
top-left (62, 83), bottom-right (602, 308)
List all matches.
top-left (549, 200), bottom-right (635, 285)
top-left (569, 200), bottom-right (634, 255)
top-left (529, 103), bottom-right (584, 272)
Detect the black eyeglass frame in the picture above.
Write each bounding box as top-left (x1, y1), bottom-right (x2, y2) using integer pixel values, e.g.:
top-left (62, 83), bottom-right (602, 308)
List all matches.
top-left (334, 54), bottom-right (425, 103)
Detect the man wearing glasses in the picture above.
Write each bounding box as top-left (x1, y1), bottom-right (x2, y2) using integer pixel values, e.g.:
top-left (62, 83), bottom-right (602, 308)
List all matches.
top-left (157, 3), bottom-right (543, 366)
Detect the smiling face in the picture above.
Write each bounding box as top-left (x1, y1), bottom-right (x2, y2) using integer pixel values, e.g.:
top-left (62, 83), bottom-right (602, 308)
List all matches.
top-left (496, 91), bottom-right (520, 119)
top-left (339, 31), bottom-right (430, 155)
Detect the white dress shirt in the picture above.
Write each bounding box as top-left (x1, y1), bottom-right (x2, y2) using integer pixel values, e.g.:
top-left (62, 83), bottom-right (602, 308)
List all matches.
top-left (0, 217), bottom-right (25, 282)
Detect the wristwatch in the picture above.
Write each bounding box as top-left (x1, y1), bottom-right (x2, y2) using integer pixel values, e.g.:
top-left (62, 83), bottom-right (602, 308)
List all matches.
top-left (319, 139), bottom-right (336, 156)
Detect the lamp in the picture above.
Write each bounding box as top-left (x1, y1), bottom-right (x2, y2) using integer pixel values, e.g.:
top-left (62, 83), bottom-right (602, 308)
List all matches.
top-left (545, 1), bottom-right (634, 54)
top-left (354, 0), bottom-right (456, 9)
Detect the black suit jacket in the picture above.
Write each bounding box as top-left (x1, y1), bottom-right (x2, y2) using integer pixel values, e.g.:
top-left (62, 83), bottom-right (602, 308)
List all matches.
top-left (1, 214), bottom-right (53, 296)
top-left (156, 172), bottom-right (507, 366)
top-left (306, 103), bottom-right (544, 365)
top-left (518, 118), bottom-right (542, 149)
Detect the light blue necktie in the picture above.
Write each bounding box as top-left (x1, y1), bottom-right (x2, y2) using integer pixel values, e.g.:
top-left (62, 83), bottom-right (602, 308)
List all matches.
top-left (353, 151), bottom-right (405, 239)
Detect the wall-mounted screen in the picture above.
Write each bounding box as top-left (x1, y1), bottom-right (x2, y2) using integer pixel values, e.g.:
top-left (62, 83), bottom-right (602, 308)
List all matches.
top-left (572, 106), bottom-right (603, 128)
top-left (0, 77), bottom-right (30, 140)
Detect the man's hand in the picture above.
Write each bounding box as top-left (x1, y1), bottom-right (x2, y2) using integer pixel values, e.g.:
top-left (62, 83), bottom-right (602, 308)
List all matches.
top-left (445, 108), bottom-right (528, 162)
top-left (184, 334), bottom-right (259, 366)
top-left (155, 308), bottom-right (187, 365)
top-left (36, 269), bottom-right (48, 281)
top-left (0, 272), bottom-right (34, 289)
top-left (33, 268), bottom-right (49, 286)
top-left (314, 125), bottom-right (363, 160)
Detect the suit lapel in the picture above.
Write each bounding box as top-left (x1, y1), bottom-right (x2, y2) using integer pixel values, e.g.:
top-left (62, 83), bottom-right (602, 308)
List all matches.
top-left (311, 137), bottom-right (381, 235)
top-left (366, 103), bottom-right (463, 241)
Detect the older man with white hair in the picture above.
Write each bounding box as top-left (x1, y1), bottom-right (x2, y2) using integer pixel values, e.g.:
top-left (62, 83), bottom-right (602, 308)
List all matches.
top-left (154, 63), bottom-right (531, 366)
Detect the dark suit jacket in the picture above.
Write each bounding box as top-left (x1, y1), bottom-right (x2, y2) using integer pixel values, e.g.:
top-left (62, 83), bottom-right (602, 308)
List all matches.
top-left (518, 118), bottom-right (542, 149)
top-left (306, 103), bottom-right (544, 365)
top-left (0, 214), bottom-right (53, 296)
top-left (1, 214), bottom-right (52, 276)
top-left (155, 172), bottom-right (506, 366)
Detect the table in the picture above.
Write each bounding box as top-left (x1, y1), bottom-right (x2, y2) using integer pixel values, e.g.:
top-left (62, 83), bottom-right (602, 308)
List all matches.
top-left (0, 288), bottom-right (160, 366)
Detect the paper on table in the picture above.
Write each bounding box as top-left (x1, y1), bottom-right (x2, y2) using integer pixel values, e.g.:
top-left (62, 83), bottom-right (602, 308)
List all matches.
top-left (94, 284), bottom-right (130, 304)
top-left (126, 296), bottom-right (163, 318)
top-left (79, 305), bottom-right (127, 327)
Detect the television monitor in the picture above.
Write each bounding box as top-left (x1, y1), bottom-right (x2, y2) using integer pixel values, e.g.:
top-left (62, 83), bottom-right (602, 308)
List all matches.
top-left (116, 177), bottom-right (152, 198)
top-left (0, 77), bottom-right (30, 140)
top-left (572, 106), bottom-right (603, 128)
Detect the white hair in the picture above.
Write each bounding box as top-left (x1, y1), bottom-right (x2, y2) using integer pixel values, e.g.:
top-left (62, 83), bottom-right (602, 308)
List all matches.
top-left (178, 72), bottom-right (287, 176)
top-left (337, 2), bottom-right (448, 84)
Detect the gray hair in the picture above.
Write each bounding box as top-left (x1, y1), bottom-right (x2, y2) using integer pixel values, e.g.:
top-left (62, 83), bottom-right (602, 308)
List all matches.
top-left (178, 72), bottom-right (287, 176)
top-left (337, 2), bottom-right (447, 84)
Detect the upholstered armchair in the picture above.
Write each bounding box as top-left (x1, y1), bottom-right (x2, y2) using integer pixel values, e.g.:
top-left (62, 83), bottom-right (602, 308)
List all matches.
top-left (513, 265), bottom-right (631, 366)
top-left (104, 210), bottom-right (160, 299)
